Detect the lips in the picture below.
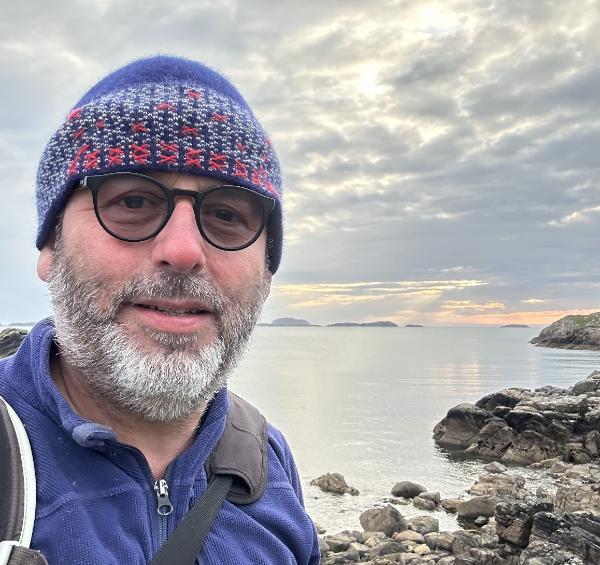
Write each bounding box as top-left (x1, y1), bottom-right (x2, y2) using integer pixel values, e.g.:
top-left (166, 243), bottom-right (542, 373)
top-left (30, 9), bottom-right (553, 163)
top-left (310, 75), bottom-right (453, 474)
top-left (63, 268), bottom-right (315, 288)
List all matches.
top-left (136, 303), bottom-right (209, 316)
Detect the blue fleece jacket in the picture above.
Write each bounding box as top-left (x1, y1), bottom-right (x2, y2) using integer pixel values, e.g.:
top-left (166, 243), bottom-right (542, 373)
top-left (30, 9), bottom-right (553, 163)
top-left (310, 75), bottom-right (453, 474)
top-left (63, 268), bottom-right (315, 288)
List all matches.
top-left (0, 319), bottom-right (320, 564)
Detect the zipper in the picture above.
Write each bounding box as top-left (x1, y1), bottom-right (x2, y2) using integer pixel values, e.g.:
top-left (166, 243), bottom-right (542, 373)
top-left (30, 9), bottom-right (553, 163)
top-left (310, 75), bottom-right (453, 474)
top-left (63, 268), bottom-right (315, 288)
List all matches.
top-left (105, 441), bottom-right (175, 548)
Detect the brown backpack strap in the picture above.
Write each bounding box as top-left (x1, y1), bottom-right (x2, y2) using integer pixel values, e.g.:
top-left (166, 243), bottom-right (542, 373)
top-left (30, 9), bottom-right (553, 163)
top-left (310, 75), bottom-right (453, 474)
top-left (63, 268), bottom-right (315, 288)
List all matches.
top-left (204, 391), bottom-right (268, 505)
top-left (4, 546), bottom-right (48, 565)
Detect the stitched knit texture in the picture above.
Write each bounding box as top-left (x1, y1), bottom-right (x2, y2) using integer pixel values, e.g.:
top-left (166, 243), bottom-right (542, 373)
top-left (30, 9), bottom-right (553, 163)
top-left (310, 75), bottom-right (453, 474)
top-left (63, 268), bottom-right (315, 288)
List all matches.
top-left (0, 320), bottom-right (320, 564)
top-left (35, 55), bottom-right (283, 272)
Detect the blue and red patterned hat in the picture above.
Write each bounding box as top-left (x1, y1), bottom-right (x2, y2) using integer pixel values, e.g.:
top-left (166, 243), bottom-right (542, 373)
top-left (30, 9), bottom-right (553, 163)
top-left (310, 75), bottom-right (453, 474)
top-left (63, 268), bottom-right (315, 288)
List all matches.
top-left (36, 55), bottom-right (283, 272)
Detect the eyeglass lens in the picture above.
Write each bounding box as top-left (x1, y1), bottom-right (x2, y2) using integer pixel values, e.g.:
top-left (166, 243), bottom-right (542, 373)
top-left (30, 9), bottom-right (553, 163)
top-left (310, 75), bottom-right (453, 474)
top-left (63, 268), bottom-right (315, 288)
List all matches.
top-left (94, 175), bottom-right (265, 249)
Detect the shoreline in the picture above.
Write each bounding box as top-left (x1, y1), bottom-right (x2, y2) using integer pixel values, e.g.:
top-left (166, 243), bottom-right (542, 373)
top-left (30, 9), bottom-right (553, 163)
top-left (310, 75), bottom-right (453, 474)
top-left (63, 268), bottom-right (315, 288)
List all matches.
top-left (314, 371), bottom-right (600, 564)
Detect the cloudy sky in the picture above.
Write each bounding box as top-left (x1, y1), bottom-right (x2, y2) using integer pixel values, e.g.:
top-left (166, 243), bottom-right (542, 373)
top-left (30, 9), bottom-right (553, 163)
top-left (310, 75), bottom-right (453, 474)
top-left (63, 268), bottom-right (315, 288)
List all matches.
top-left (1, 0), bottom-right (600, 326)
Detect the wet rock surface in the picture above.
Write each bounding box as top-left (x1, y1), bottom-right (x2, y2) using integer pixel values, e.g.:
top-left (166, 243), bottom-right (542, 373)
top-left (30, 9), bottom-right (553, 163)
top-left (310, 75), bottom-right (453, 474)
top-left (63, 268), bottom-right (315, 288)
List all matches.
top-left (312, 473), bottom-right (360, 496)
top-left (433, 371), bottom-right (600, 465)
top-left (0, 327), bottom-right (27, 358)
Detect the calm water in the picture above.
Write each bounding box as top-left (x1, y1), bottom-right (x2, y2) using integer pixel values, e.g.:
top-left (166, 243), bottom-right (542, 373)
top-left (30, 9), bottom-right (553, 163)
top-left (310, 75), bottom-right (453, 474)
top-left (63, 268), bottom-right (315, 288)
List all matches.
top-left (229, 326), bottom-right (600, 532)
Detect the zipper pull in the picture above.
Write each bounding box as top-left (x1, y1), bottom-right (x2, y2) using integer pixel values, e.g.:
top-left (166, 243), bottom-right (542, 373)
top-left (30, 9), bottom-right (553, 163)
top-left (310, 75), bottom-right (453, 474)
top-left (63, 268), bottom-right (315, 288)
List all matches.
top-left (154, 479), bottom-right (174, 516)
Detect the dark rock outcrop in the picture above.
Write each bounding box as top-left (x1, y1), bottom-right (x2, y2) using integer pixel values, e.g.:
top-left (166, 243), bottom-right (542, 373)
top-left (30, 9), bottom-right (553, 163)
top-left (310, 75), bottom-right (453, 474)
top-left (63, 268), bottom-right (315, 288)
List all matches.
top-left (531, 312), bottom-right (600, 350)
top-left (0, 327), bottom-right (28, 358)
top-left (433, 372), bottom-right (600, 466)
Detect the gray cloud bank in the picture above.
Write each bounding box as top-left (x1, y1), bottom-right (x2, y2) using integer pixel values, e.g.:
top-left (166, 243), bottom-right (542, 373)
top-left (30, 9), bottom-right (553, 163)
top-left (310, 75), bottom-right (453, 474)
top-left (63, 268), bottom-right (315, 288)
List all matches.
top-left (1, 0), bottom-right (599, 325)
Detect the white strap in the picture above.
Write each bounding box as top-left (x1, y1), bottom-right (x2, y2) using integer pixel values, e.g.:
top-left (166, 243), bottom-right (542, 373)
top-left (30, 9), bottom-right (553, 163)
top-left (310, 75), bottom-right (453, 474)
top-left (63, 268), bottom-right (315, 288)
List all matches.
top-left (0, 398), bottom-right (36, 547)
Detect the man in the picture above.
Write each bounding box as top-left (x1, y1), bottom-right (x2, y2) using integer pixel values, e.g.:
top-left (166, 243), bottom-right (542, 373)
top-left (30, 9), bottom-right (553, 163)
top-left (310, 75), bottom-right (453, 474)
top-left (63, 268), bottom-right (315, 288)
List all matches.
top-left (0, 55), bottom-right (320, 564)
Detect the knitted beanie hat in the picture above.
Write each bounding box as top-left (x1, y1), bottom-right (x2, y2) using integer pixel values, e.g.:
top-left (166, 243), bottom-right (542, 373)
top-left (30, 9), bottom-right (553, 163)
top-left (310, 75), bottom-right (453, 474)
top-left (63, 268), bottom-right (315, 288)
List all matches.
top-left (36, 55), bottom-right (283, 273)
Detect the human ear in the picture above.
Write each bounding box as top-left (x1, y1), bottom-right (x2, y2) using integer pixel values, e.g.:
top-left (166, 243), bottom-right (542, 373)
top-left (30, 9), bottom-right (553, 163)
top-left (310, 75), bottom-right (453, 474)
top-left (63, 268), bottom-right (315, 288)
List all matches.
top-left (37, 232), bottom-right (57, 283)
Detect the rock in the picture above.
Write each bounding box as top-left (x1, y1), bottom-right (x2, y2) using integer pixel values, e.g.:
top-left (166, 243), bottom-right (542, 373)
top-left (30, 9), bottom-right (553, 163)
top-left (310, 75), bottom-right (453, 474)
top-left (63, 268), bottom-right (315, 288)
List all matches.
top-left (453, 548), bottom-right (503, 564)
top-left (570, 371), bottom-right (600, 395)
top-left (530, 313), bottom-right (600, 350)
top-left (517, 539), bottom-right (585, 564)
top-left (413, 497), bottom-right (437, 511)
top-left (530, 511), bottom-right (600, 563)
top-left (424, 532), bottom-right (455, 551)
top-left (359, 505), bottom-right (408, 537)
top-left (584, 430), bottom-right (600, 456)
top-left (393, 530), bottom-right (425, 544)
top-left (418, 491), bottom-right (441, 504)
top-left (408, 516), bottom-right (439, 535)
top-left (554, 483), bottom-right (600, 513)
top-left (451, 530), bottom-right (484, 556)
top-left (441, 498), bottom-right (462, 513)
top-left (323, 531), bottom-right (357, 552)
top-left (367, 540), bottom-right (405, 558)
top-left (457, 496), bottom-right (498, 520)
top-left (476, 389), bottom-right (530, 412)
top-left (315, 522), bottom-right (327, 534)
top-left (433, 404), bottom-right (493, 449)
top-left (310, 473), bottom-right (359, 495)
top-left (318, 536), bottom-right (330, 556)
top-left (474, 516), bottom-right (488, 526)
top-left (465, 419), bottom-right (515, 459)
top-left (321, 547), bottom-right (360, 563)
top-left (501, 430), bottom-right (567, 464)
top-left (391, 481), bottom-right (427, 499)
top-left (550, 460), bottom-right (572, 475)
top-left (495, 500), bottom-right (553, 548)
top-left (0, 327), bottom-right (28, 358)
top-left (483, 462), bottom-right (507, 474)
top-left (469, 473), bottom-right (527, 500)
top-left (413, 544), bottom-right (431, 555)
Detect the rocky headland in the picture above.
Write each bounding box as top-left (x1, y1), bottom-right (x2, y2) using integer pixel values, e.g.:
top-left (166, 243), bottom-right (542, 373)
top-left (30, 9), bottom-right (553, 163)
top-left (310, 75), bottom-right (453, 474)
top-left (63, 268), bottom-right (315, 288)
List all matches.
top-left (531, 313), bottom-right (600, 350)
top-left (314, 371), bottom-right (600, 564)
top-left (328, 321), bottom-right (399, 328)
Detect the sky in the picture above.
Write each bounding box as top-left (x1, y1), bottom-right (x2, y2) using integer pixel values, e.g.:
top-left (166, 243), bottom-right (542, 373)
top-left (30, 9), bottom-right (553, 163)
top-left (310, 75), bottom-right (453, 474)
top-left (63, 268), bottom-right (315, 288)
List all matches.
top-left (1, 0), bottom-right (600, 326)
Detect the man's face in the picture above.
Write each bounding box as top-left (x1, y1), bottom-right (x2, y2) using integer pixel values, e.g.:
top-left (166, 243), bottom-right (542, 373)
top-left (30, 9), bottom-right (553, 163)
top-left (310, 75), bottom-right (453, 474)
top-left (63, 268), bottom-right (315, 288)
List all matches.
top-left (38, 171), bottom-right (272, 422)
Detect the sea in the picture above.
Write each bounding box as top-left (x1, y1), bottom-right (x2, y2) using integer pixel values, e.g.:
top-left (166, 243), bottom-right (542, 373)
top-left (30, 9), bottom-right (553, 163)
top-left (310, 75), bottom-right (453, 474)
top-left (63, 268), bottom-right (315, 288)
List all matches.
top-left (229, 325), bottom-right (600, 533)
top-left (3, 323), bottom-right (599, 533)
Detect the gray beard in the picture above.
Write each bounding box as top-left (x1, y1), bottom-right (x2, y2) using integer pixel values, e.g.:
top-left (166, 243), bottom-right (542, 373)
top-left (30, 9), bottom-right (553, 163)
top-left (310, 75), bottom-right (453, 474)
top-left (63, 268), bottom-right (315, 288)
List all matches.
top-left (46, 237), bottom-right (269, 423)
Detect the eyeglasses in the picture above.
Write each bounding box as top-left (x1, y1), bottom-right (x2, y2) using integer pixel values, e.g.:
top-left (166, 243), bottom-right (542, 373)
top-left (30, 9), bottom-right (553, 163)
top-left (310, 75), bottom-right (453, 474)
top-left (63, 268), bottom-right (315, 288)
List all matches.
top-left (79, 172), bottom-right (275, 251)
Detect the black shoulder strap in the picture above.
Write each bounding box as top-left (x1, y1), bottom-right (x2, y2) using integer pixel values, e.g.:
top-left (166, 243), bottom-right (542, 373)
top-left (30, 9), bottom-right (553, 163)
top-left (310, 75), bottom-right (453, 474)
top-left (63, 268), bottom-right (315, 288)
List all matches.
top-left (149, 475), bottom-right (233, 565)
top-left (205, 391), bottom-right (268, 504)
top-left (150, 391), bottom-right (268, 565)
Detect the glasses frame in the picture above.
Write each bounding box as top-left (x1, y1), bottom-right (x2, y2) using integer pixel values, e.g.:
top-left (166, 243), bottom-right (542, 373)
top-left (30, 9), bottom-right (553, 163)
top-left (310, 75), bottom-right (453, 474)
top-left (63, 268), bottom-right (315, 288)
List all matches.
top-left (79, 172), bottom-right (276, 251)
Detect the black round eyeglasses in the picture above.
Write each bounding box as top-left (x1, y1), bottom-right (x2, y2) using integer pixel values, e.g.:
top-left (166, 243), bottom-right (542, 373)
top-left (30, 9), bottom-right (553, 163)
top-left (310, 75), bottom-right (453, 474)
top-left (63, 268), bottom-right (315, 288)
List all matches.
top-left (79, 172), bottom-right (275, 251)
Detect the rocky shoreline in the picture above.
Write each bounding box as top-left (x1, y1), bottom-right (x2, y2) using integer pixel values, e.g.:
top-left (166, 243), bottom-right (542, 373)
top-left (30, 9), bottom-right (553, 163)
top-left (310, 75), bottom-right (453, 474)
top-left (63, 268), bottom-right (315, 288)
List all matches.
top-left (314, 371), bottom-right (600, 564)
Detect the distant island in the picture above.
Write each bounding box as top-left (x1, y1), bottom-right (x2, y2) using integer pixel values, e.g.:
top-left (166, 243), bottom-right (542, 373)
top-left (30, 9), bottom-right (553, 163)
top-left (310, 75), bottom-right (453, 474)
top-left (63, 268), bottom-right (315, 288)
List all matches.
top-left (501, 324), bottom-right (529, 328)
top-left (405, 324), bottom-right (424, 328)
top-left (531, 312), bottom-right (600, 350)
top-left (327, 321), bottom-right (398, 328)
top-left (269, 317), bottom-right (312, 326)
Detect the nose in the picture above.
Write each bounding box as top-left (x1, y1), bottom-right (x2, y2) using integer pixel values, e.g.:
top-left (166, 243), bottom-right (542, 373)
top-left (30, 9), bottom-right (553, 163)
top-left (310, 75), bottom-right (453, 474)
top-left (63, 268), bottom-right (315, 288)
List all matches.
top-left (150, 199), bottom-right (208, 273)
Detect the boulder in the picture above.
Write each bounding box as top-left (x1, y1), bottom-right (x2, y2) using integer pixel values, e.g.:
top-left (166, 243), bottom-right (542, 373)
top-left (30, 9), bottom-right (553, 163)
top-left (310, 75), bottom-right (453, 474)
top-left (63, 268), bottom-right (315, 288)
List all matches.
top-left (393, 530), bottom-right (425, 544)
top-left (464, 419), bottom-right (516, 459)
top-left (310, 473), bottom-right (359, 496)
top-left (501, 430), bottom-right (567, 464)
top-left (554, 483), bottom-right (600, 513)
top-left (457, 496), bottom-right (498, 520)
top-left (433, 404), bottom-right (493, 449)
top-left (359, 505), bottom-right (408, 537)
top-left (391, 481), bottom-right (427, 499)
top-left (468, 473), bottom-right (527, 500)
top-left (440, 498), bottom-right (462, 513)
top-left (408, 515), bottom-right (439, 535)
top-left (0, 327), bottom-right (28, 358)
top-left (413, 496), bottom-right (437, 511)
top-left (495, 500), bottom-right (553, 548)
top-left (424, 531), bottom-right (455, 551)
top-left (483, 462), bottom-right (506, 474)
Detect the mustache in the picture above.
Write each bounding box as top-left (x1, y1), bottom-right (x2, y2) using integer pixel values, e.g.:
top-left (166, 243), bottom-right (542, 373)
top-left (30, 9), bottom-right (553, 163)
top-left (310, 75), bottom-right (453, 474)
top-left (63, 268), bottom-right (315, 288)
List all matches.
top-left (107, 272), bottom-right (226, 318)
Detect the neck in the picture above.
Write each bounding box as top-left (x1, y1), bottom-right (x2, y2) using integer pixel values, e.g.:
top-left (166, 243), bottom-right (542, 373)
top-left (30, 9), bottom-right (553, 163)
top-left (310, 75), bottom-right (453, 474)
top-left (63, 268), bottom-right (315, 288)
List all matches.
top-left (50, 349), bottom-right (203, 479)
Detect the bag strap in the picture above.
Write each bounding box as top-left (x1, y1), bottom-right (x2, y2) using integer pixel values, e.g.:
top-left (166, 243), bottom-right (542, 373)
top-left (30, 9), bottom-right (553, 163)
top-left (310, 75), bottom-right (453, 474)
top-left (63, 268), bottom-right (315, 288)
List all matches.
top-left (149, 475), bottom-right (233, 565)
top-left (0, 397), bottom-right (45, 565)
